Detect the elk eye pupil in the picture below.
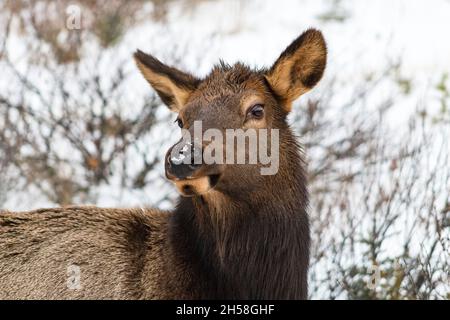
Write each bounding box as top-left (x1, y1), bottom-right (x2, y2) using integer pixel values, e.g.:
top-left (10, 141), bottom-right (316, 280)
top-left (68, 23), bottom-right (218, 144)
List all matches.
top-left (250, 104), bottom-right (264, 119)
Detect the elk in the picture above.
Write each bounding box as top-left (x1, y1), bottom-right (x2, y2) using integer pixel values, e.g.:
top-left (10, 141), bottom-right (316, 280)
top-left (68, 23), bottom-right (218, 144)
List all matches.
top-left (0, 29), bottom-right (326, 299)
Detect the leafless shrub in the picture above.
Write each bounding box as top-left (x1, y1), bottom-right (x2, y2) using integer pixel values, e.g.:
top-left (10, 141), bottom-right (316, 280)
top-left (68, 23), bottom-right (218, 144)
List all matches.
top-left (0, 44), bottom-right (171, 204)
top-left (294, 68), bottom-right (450, 299)
top-left (0, 0), bottom-right (178, 64)
top-left (0, 0), bottom-right (171, 205)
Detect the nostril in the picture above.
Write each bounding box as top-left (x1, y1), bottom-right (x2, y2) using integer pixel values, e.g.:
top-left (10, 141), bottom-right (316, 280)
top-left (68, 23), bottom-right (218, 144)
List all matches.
top-left (182, 185), bottom-right (192, 194)
top-left (167, 141), bottom-right (203, 179)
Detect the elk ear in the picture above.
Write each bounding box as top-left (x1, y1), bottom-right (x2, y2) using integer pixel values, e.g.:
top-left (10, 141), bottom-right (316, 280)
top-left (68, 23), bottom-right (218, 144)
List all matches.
top-left (265, 29), bottom-right (327, 111)
top-left (134, 50), bottom-right (199, 112)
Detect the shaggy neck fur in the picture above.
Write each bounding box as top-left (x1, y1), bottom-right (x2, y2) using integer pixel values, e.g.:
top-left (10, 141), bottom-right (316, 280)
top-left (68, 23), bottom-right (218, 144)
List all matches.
top-left (168, 127), bottom-right (310, 299)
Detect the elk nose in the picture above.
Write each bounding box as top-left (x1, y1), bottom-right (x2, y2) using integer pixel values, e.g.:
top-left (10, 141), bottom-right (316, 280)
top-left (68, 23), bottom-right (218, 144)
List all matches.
top-left (166, 141), bottom-right (202, 180)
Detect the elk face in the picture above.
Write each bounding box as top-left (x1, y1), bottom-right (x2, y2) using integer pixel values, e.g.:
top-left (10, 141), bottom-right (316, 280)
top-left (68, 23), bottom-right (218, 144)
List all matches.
top-left (134, 29), bottom-right (326, 197)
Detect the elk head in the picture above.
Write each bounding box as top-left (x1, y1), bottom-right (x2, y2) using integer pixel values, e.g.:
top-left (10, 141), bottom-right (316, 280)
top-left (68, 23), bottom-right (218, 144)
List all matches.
top-left (134, 29), bottom-right (326, 198)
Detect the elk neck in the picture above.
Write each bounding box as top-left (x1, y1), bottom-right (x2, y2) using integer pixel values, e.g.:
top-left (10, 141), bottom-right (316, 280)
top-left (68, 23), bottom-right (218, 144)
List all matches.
top-left (168, 129), bottom-right (310, 299)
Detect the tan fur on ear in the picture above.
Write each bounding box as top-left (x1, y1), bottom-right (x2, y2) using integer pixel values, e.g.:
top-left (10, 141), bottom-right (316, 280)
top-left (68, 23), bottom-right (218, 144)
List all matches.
top-left (134, 50), bottom-right (199, 112)
top-left (135, 59), bottom-right (191, 110)
top-left (266, 29), bottom-right (327, 111)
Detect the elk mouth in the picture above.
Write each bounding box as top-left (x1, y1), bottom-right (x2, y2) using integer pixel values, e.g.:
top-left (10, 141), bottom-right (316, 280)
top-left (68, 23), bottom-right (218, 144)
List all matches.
top-left (172, 173), bottom-right (222, 197)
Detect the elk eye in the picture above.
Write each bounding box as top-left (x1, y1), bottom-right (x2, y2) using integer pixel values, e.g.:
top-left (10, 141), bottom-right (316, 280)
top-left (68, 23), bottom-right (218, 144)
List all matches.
top-left (247, 104), bottom-right (264, 120)
top-left (175, 118), bottom-right (183, 128)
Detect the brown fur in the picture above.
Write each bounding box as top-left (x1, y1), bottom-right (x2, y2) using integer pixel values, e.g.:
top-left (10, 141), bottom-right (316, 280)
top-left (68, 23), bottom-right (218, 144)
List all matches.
top-left (266, 29), bottom-right (326, 111)
top-left (0, 29), bottom-right (326, 299)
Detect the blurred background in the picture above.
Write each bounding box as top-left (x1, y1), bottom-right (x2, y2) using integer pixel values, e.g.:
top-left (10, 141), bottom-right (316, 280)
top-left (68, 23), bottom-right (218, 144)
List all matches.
top-left (0, 0), bottom-right (449, 299)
